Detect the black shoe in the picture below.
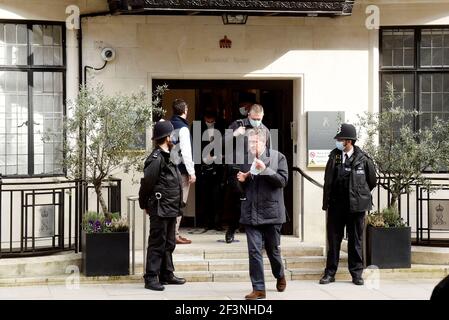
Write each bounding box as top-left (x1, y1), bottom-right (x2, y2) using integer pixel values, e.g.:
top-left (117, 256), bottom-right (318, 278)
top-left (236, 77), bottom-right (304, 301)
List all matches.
top-left (352, 277), bottom-right (364, 286)
top-left (160, 275), bottom-right (186, 285)
top-left (319, 274), bottom-right (335, 285)
top-left (225, 229), bottom-right (235, 243)
top-left (145, 280), bottom-right (165, 291)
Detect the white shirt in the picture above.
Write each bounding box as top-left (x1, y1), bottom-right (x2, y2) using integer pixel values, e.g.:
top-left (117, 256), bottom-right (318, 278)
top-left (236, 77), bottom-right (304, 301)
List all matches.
top-left (343, 146), bottom-right (354, 161)
top-left (205, 123), bottom-right (215, 142)
top-left (178, 126), bottom-right (195, 175)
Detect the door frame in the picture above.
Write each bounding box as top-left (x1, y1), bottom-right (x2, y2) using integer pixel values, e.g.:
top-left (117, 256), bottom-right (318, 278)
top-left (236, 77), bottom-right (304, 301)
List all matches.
top-left (148, 72), bottom-right (304, 237)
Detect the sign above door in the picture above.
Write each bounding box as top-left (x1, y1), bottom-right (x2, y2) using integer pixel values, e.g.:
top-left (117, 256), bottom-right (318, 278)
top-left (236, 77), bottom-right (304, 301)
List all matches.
top-left (108, 0), bottom-right (355, 17)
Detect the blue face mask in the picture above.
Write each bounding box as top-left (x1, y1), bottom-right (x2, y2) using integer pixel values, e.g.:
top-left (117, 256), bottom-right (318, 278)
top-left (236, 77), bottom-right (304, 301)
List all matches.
top-left (249, 119), bottom-right (262, 128)
top-left (336, 140), bottom-right (345, 151)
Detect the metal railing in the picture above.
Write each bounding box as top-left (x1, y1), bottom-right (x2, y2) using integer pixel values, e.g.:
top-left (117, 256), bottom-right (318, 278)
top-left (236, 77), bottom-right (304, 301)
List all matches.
top-left (292, 166), bottom-right (449, 246)
top-left (373, 176), bottom-right (449, 245)
top-left (0, 177), bottom-right (122, 258)
top-left (292, 166), bottom-right (323, 242)
top-left (126, 195), bottom-right (147, 275)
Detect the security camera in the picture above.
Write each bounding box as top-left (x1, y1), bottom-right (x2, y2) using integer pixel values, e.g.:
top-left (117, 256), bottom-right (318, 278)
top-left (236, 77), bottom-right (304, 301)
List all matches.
top-left (101, 47), bottom-right (116, 62)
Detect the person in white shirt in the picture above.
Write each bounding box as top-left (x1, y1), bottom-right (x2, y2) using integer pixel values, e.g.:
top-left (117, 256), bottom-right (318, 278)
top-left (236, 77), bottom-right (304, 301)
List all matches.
top-left (170, 99), bottom-right (196, 244)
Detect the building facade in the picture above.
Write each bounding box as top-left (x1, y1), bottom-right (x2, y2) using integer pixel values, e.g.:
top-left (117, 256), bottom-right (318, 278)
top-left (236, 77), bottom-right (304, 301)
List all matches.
top-left (1, 0), bottom-right (449, 254)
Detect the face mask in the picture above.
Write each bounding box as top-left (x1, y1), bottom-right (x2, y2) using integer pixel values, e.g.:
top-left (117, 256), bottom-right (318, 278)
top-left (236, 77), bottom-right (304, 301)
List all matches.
top-left (335, 140), bottom-right (345, 151)
top-left (239, 107), bottom-right (248, 116)
top-left (249, 119), bottom-right (262, 128)
top-left (206, 121), bottom-right (215, 128)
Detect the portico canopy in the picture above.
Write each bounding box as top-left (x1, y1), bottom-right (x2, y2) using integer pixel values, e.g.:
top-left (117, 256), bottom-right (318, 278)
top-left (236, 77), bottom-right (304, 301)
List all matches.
top-left (108, 0), bottom-right (355, 17)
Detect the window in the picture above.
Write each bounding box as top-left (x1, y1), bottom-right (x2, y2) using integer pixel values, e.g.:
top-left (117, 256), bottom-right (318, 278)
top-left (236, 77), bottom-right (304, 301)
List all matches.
top-left (0, 22), bottom-right (65, 176)
top-left (380, 27), bottom-right (449, 132)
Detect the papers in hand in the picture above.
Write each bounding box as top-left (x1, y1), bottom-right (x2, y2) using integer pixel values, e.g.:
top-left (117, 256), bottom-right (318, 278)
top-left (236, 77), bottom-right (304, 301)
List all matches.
top-left (250, 159), bottom-right (262, 175)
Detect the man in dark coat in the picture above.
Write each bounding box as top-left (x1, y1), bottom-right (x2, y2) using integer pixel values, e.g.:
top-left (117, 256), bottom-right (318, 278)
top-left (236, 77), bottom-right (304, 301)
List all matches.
top-left (237, 128), bottom-right (288, 300)
top-left (224, 103), bottom-right (271, 243)
top-left (138, 120), bottom-right (186, 291)
top-left (320, 123), bottom-right (377, 286)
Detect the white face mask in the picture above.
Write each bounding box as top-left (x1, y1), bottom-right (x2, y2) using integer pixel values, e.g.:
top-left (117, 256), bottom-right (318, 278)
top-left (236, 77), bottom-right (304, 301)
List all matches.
top-left (206, 121), bottom-right (215, 128)
top-left (249, 118), bottom-right (262, 128)
top-left (239, 107), bottom-right (248, 116)
top-left (336, 140), bottom-right (345, 151)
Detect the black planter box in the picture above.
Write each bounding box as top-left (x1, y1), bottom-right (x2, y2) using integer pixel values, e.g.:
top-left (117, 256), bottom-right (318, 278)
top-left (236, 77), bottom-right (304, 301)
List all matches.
top-left (82, 231), bottom-right (129, 276)
top-left (366, 225), bottom-right (411, 269)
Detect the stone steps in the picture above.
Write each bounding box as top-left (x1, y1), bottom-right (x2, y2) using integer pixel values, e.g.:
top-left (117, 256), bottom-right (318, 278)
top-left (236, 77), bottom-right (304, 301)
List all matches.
top-left (0, 252), bottom-right (81, 278)
top-left (170, 246), bottom-right (325, 260)
top-left (0, 264), bottom-right (447, 287)
top-left (1, 241), bottom-right (449, 287)
top-left (160, 255), bottom-right (348, 272)
top-left (412, 246), bottom-right (449, 265)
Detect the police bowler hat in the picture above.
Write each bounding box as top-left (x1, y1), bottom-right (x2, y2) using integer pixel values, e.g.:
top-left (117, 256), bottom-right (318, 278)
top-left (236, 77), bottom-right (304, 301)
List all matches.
top-left (334, 123), bottom-right (357, 141)
top-left (152, 120), bottom-right (174, 140)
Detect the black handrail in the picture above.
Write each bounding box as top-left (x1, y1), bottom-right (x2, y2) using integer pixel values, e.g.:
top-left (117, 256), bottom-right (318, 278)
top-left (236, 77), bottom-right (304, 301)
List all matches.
top-left (292, 166), bottom-right (324, 189)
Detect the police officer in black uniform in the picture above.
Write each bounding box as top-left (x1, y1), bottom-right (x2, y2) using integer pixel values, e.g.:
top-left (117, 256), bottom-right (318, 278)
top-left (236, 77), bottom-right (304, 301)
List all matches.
top-left (138, 120), bottom-right (186, 291)
top-left (320, 123), bottom-right (376, 286)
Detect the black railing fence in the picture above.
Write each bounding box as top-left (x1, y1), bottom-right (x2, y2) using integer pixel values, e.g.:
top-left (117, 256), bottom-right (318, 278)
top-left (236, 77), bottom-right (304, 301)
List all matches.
top-left (374, 176), bottom-right (449, 246)
top-left (292, 167), bottom-right (449, 246)
top-left (0, 177), bottom-right (121, 258)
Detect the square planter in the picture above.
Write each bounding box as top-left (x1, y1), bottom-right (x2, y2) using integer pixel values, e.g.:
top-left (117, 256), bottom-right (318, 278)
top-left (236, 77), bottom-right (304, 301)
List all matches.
top-left (366, 225), bottom-right (411, 269)
top-left (82, 231), bottom-right (129, 276)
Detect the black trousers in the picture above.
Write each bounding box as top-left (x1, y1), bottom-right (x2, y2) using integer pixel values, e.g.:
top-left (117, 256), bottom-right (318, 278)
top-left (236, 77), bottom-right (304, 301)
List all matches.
top-left (227, 191), bottom-right (242, 232)
top-left (325, 206), bottom-right (365, 279)
top-left (245, 224), bottom-right (285, 291)
top-left (199, 172), bottom-right (222, 229)
top-left (144, 214), bottom-right (176, 281)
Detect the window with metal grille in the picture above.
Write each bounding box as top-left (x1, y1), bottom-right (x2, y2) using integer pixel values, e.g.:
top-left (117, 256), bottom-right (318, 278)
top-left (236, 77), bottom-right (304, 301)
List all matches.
top-left (380, 27), bottom-right (449, 132)
top-left (0, 21), bottom-right (65, 177)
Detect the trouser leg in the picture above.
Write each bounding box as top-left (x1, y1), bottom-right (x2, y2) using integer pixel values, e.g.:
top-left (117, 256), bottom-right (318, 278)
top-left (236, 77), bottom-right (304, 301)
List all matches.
top-left (228, 192), bottom-right (241, 232)
top-left (347, 212), bottom-right (365, 279)
top-left (324, 206), bottom-right (346, 277)
top-left (203, 174), bottom-right (220, 229)
top-left (160, 217), bottom-right (177, 278)
top-left (210, 176), bottom-right (221, 228)
top-left (263, 224), bottom-right (285, 280)
top-left (176, 174), bottom-right (190, 236)
top-left (144, 215), bottom-right (167, 280)
top-left (245, 225), bottom-right (265, 291)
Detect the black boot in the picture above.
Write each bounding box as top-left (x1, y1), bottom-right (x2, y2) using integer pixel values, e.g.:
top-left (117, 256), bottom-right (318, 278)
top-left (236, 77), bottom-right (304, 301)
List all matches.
top-left (225, 229), bottom-right (235, 243)
top-left (352, 277), bottom-right (364, 285)
top-left (144, 277), bottom-right (165, 291)
top-left (319, 274), bottom-right (335, 285)
top-left (160, 274), bottom-right (186, 285)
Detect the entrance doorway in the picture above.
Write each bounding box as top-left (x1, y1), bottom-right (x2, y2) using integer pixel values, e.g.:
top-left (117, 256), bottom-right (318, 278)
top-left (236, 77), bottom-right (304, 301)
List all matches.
top-left (153, 80), bottom-right (294, 234)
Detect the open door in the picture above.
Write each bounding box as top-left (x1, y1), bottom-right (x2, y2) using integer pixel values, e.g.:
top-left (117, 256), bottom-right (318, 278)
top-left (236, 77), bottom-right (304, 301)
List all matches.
top-left (154, 79), bottom-right (294, 234)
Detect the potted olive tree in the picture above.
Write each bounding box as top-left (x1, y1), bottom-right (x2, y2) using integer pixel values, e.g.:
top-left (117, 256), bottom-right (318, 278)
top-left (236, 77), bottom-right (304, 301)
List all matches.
top-left (358, 83), bottom-right (449, 269)
top-left (54, 83), bottom-right (165, 276)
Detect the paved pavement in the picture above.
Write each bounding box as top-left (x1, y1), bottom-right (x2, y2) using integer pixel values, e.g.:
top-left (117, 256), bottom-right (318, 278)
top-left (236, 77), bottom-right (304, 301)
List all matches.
top-left (0, 279), bottom-right (439, 300)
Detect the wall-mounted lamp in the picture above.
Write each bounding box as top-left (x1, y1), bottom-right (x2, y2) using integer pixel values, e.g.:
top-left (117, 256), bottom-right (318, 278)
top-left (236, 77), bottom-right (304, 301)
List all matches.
top-left (222, 13), bottom-right (248, 25)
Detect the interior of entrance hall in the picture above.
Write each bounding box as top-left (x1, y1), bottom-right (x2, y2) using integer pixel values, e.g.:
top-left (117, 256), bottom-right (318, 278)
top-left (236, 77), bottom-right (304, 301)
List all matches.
top-left (155, 80), bottom-right (294, 234)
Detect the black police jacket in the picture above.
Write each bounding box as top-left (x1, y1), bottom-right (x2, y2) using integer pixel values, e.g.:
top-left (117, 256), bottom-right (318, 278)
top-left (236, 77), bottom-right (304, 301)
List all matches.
top-left (238, 149), bottom-right (288, 226)
top-left (322, 145), bottom-right (377, 212)
top-left (138, 147), bottom-right (184, 218)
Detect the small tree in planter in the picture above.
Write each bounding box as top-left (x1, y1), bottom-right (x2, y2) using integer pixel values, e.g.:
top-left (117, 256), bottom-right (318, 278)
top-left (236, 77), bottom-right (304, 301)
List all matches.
top-left (64, 83), bottom-right (166, 213)
top-left (358, 82), bottom-right (449, 268)
top-left (48, 83), bottom-right (166, 276)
